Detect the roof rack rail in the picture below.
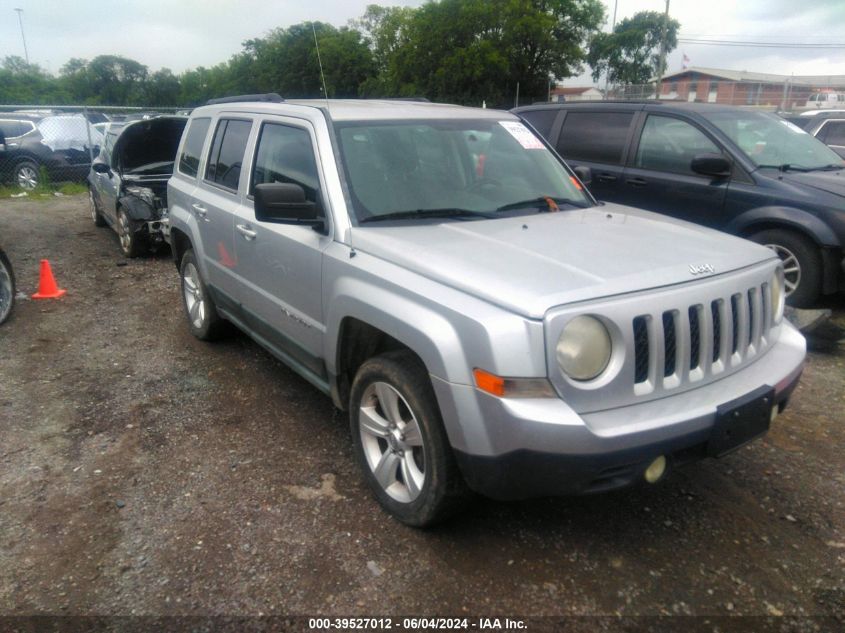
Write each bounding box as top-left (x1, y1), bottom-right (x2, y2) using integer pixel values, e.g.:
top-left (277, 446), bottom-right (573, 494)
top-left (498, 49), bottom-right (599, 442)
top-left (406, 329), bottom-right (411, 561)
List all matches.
top-left (206, 93), bottom-right (285, 106)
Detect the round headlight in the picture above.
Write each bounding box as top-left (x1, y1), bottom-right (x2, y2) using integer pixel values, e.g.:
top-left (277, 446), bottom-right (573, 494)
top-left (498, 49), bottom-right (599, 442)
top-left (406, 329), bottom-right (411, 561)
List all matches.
top-left (556, 315), bottom-right (612, 381)
top-left (771, 269), bottom-right (785, 324)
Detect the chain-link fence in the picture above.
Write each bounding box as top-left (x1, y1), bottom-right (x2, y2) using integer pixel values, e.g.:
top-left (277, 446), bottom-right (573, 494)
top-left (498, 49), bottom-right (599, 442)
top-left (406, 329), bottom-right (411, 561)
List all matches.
top-left (599, 80), bottom-right (827, 111)
top-left (0, 105), bottom-right (184, 195)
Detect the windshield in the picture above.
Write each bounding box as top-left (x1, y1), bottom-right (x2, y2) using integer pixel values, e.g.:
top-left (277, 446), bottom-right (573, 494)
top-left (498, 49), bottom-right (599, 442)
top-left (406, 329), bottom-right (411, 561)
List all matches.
top-left (702, 110), bottom-right (842, 170)
top-left (334, 118), bottom-right (592, 222)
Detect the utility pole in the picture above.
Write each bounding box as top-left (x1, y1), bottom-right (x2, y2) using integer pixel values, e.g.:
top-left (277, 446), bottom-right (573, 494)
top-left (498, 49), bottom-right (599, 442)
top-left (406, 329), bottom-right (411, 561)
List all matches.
top-left (654, 0), bottom-right (670, 99)
top-left (14, 8), bottom-right (29, 65)
top-left (603, 0), bottom-right (618, 100)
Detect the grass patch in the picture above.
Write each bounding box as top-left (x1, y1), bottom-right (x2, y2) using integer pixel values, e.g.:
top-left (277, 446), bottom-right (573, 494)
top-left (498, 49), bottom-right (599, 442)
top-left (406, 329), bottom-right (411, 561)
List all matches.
top-left (0, 181), bottom-right (87, 199)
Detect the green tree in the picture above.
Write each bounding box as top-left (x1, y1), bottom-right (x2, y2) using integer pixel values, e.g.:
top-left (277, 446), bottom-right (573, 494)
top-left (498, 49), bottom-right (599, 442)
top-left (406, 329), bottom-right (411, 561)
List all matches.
top-left (60, 55), bottom-right (149, 105)
top-left (0, 56), bottom-right (64, 104)
top-left (145, 68), bottom-right (181, 106)
top-left (588, 11), bottom-right (680, 85)
top-left (354, 0), bottom-right (605, 106)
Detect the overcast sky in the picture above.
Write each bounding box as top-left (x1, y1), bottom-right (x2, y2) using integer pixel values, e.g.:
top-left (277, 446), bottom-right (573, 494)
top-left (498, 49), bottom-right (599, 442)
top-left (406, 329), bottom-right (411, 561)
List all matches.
top-left (1, 0), bottom-right (843, 83)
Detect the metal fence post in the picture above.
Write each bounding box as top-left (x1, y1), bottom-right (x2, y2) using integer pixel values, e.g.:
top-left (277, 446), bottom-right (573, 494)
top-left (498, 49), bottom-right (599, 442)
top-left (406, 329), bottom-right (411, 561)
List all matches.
top-left (83, 106), bottom-right (95, 165)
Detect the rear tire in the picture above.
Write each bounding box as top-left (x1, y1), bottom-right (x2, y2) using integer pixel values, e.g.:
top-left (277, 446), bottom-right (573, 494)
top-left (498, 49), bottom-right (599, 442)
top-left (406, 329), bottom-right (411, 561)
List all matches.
top-left (13, 159), bottom-right (39, 190)
top-left (748, 228), bottom-right (822, 308)
top-left (179, 248), bottom-right (226, 341)
top-left (349, 350), bottom-right (468, 527)
top-left (89, 188), bottom-right (106, 227)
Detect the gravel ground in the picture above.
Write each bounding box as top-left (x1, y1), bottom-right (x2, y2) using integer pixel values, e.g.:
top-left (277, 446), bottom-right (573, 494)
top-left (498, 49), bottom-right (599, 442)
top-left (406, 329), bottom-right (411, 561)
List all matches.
top-left (0, 196), bottom-right (843, 626)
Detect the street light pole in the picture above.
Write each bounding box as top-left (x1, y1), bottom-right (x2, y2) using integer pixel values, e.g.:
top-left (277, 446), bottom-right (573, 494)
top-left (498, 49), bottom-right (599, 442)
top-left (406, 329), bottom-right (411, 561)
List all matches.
top-left (603, 0), bottom-right (618, 100)
top-left (14, 8), bottom-right (29, 65)
top-left (655, 0), bottom-right (670, 99)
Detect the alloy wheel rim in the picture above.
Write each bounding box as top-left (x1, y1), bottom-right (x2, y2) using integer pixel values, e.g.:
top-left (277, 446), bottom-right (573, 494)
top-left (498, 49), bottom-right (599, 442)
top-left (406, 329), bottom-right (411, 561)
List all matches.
top-left (358, 381), bottom-right (426, 503)
top-left (118, 212), bottom-right (132, 252)
top-left (182, 262), bottom-right (206, 329)
top-left (0, 260), bottom-right (12, 323)
top-left (765, 243), bottom-right (800, 296)
top-left (16, 165), bottom-right (38, 190)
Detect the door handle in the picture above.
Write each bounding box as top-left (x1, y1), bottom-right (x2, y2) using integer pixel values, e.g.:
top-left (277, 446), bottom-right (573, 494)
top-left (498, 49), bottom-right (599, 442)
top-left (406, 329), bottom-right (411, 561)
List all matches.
top-left (236, 224), bottom-right (257, 240)
top-left (596, 172), bottom-right (617, 182)
top-left (626, 177), bottom-right (647, 187)
top-left (191, 202), bottom-right (208, 220)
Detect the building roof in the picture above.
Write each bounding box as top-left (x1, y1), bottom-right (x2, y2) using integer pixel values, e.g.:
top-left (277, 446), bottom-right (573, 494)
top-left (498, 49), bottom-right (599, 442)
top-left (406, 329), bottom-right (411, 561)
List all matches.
top-left (661, 67), bottom-right (845, 87)
top-left (552, 86), bottom-right (601, 95)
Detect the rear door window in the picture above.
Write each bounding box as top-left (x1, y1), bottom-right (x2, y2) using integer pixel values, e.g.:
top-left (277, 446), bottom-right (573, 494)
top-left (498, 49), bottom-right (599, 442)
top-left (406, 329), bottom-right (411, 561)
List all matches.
top-left (634, 115), bottom-right (721, 175)
top-left (556, 111), bottom-right (633, 164)
top-left (178, 117), bottom-right (211, 178)
top-left (205, 118), bottom-right (252, 191)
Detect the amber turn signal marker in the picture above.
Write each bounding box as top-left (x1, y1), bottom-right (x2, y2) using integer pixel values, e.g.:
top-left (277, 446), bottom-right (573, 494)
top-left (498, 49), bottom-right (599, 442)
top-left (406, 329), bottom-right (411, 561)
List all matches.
top-left (473, 368), bottom-right (505, 397)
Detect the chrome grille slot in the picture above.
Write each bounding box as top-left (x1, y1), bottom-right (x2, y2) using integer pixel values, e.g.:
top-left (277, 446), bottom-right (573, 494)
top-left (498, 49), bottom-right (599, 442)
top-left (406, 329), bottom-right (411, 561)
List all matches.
top-left (688, 305), bottom-right (701, 371)
top-left (711, 300), bottom-right (721, 363)
top-left (662, 311), bottom-right (677, 378)
top-left (633, 316), bottom-right (649, 384)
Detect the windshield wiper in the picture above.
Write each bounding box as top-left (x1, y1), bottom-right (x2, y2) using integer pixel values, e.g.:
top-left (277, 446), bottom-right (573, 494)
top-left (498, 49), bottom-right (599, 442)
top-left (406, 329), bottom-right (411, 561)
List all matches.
top-left (495, 196), bottom-right (585, 213)
top-left (359, 208), bottom-right (496, 223)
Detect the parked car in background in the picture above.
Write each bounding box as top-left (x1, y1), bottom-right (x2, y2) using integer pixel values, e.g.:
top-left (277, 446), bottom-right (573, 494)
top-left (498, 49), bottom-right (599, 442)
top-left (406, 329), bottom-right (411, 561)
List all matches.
top-left (0, 243), bottom-right (14, 325)
top-left (0, 113), bottom-right (103, 190)
top-left (165, 95), bottom-right (805, 526)
top-left (805, 92), bottom-right (845, 110)
top-left (88, 116), bottom-right (187, 257)
top-left (788, 111), bottom-right (845, 159)
top-left (513, 101), bottom-right (845, 307)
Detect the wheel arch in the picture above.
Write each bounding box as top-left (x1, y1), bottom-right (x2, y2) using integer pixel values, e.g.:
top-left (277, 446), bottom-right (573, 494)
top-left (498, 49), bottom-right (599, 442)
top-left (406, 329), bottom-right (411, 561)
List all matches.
top-left (729, 206), bottom-right (840, 248)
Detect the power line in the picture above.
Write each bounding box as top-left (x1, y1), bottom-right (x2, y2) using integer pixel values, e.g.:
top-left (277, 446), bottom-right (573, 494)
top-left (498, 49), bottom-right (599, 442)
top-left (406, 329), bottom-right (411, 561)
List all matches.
top-left (678, 38), bottom-right (845, 48)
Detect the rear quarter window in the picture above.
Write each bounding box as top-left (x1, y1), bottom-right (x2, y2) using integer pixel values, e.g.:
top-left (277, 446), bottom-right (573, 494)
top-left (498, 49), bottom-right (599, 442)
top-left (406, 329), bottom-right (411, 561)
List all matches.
top-left (557, 111), bottom-right (634, 165)
top-left (178, 117), bottom-right (211, 178)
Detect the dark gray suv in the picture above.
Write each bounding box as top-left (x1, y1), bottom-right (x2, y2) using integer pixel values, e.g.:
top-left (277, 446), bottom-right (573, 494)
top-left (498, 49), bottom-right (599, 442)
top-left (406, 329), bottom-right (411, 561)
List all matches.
top-left (514, 102), bottom-right (845, 307)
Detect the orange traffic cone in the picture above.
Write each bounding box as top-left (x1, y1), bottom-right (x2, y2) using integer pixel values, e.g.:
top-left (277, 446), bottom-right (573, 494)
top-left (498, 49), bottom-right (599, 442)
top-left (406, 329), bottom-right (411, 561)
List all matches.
top-left (32, 259), bottom-right (67, 299)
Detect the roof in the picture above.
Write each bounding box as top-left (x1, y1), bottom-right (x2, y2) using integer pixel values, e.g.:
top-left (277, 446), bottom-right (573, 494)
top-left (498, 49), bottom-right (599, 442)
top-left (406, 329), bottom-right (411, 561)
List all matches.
top-left (194, 99), bottom-right (517, 122)
top-left (661, 67), bottom-right (845, 87)
top-left (552, 87), bottom-right (601, 95)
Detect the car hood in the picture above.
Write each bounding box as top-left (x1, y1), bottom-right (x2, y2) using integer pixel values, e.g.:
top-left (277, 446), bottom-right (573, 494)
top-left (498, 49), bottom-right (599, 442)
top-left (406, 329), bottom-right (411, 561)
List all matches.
top-left (778, 167), bottom-right (845, 198)
top-left (116, 117), bottom-right (187, 174)
top-left (349, 204), bottom-right (776, 319)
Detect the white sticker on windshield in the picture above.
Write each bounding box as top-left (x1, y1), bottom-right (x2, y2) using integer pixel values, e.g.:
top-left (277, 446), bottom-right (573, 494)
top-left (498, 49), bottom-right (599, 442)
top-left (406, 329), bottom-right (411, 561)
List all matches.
top-left (499, 121), bottom-right (545, 149)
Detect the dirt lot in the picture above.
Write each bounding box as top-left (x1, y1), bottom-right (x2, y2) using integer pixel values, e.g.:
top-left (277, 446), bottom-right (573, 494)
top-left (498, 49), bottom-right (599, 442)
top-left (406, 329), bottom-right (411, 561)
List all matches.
top-left (0, 196), bottom-right (843, 626)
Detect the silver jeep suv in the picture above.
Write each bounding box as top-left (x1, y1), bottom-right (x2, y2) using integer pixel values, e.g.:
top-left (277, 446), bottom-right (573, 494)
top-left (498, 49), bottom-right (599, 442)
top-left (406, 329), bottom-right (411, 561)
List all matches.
top-left (167, 94), bottom-right (805, 526)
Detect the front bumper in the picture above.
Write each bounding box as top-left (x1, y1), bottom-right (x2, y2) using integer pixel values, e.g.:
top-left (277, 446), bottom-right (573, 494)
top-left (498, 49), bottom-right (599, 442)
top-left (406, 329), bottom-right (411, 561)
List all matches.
top-left (432, 322), bottom-right (806, 500)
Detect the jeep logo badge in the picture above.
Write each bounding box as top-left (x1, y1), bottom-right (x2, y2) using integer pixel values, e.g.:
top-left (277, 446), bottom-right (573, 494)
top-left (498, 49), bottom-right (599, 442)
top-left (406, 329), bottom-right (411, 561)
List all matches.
top-left (689, 263), bottom-right (715, 276)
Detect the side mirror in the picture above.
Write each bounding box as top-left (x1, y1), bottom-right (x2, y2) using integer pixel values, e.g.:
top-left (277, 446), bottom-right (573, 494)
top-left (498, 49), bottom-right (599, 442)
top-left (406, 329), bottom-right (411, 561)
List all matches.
top-left (92, 162), bottom-right (111, 175)
top-left (572, 165), bottom-right (592, 185)
top-left (254, 182), bottom-right (321, 226)
top-left (691, 153), bottom-right (732, 178)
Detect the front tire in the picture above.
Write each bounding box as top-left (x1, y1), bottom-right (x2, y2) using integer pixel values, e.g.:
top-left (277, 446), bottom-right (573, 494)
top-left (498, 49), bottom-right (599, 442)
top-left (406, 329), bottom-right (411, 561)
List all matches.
top-left (0, 248), bottom-right (15, 325)
top-left (349, 350), bottom-right (467, 527)
top-left (179, 248), bottom-right (226, 341)
top-left (749, 228), bottom-right (822, 308)
top-left (117, 207), bottom-right (145, 258)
